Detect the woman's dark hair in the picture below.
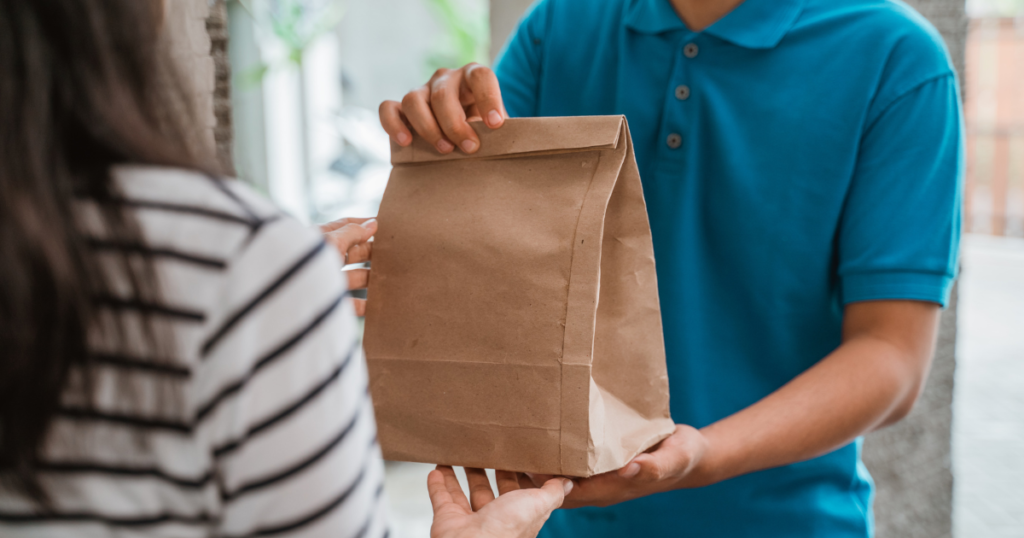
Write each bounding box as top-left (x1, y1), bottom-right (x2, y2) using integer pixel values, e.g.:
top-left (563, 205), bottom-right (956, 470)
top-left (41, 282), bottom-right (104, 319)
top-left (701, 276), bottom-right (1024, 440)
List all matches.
top-left (0, 0), bottom-right (216, 503)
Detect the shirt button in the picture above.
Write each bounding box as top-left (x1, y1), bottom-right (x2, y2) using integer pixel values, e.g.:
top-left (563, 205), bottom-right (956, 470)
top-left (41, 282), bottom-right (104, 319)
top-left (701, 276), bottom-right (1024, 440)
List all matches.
top-left (684, 43), bottom-right (699, 58)
top-left (666, 133), bottom-right (682, 149)
top-left (675, 85), bottom-right (691, 100)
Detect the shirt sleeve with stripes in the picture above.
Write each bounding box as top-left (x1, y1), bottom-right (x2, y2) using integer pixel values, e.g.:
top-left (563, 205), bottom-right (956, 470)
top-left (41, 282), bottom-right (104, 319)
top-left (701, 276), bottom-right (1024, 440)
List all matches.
top-left (0, 168), bottom-right (389, 537)
top-left (194, 180), bottom-right (388, 538)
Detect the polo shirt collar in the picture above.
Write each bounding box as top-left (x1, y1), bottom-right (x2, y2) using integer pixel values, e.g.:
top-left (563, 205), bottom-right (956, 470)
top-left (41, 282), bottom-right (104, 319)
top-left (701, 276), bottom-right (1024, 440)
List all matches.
top-left (625, 0), bottom-right (806, 49)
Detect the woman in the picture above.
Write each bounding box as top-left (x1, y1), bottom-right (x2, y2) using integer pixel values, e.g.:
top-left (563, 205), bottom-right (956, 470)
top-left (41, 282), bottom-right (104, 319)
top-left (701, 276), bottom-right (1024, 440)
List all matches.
top-left (0, 1), bottom-right (570, 537)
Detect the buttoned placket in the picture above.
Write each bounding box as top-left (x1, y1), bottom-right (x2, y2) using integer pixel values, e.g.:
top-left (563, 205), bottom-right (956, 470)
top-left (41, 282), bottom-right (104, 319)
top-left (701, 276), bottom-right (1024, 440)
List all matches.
top-left (661, 37), bottom-right (700, 161)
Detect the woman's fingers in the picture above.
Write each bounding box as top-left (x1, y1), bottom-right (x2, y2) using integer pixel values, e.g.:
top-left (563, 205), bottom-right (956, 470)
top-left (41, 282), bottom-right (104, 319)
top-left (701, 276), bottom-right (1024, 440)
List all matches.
top-left (430, 69), bottom-right (480, 154)
top-left (319, 216), bottom-right (374, 233)
top-left (345, 268), bottom-right (369, 290)
top-left (352, 298), bottom-right (366, 317)
top-left (465, 468), bottom-right (496, 511)
top-left (438, 466), bottom-right (472, 512)
top-left (403, 85), bottom-right (454, 154)
top-left (426, 469), bottom-right (456, 513)
top-left (378, 100), bottom-right (412, 146)
top-left (323, 219), bottom-right (376, 264)
top-left (322, 219), bottom-right (374, 319)
top-left (538, 478), bottom-right (573, 512)
top-left (345, 240), bottom-right (372, 266)
top-left (463, 64), bottom-right (507, 129)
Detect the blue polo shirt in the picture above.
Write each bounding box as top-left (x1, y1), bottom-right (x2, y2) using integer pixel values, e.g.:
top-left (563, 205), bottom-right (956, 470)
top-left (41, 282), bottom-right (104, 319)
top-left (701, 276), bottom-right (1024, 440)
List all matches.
top-left (494, 0), bottom-right (962, 535)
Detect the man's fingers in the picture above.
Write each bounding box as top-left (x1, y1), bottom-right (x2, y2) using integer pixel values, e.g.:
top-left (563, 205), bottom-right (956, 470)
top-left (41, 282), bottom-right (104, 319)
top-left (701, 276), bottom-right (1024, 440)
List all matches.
top-left (379, 100), bottom-right (412, 146)
top-left (515, 472), bottom-right (540, 490)
top-left (623, 454), bottom-right (667, 483)
top-left (402, 86), bottom-right (453, 154)
top-left (426, 469), bottom-right (457, 513)
top-left (430, 70), bottom-right (480, 154)
top-left (618, 427), bottom-right (695, 483)
top-left (465, 468), bottom-right (496, 511)
top-left (525, 473), bottom-right (555, 488)
top-left (463, 64), bottom-right (507, 129)
top-left (345, 268), bottom-right (369, 290)
top-left (494, 470), bottom-right (521, 496)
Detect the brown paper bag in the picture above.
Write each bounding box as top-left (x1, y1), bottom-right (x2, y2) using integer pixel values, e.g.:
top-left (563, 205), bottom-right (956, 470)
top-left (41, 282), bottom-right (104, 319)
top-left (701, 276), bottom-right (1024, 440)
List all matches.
top-left (363, 115), bottom-right (674, 477)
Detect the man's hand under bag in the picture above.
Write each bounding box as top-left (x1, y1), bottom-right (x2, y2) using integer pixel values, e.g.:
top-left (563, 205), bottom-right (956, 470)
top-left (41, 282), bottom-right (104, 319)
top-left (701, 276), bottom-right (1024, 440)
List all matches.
top-left (527, 301), bottom-right (940, 510)
top-left (527, 425), bottom-right (713, 509)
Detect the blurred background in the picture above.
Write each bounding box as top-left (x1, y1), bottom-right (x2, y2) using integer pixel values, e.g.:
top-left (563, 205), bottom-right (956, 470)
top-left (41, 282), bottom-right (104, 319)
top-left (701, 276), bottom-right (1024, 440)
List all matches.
top-left (222, 0), bottom-right (489, 225)
top-left (191, 0), bottom-right (1022, 536)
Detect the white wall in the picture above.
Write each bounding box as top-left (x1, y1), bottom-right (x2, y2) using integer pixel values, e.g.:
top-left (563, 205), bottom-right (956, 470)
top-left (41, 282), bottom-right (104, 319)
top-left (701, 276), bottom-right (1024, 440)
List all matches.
top-left (336, 0), bottom-right (446, 110)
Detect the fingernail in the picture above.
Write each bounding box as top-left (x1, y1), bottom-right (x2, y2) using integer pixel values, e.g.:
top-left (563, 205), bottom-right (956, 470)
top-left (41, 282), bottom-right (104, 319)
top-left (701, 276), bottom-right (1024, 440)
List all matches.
top-left (436, 139), bottom-right (454, 152)
top-left (461, 139), bottom-right (478, 153)
top-left (361, 218), bottom-right (377, 228)
top-left (562, 479), bottom-right (574, 495)
top-left (397, 132), bottom-right (411, 145)
top-left (487, 110), bottom-right (502, 127)
top-left (621, 463), bottom-right (640, 478)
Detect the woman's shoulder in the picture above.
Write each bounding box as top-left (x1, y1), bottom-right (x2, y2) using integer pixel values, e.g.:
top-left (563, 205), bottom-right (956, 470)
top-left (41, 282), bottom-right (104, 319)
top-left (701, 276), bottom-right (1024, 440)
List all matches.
top-left (110, 164), bottom-right (324, 258)
top-left (108, 163), bottom-right (352, 373)
top-left (112, 164), bottom-right (280, 223)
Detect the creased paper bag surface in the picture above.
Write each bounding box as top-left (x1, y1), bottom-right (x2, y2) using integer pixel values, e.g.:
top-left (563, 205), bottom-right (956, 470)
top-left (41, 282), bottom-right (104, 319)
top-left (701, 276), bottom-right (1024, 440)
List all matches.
top-left (364, 116), bottom-right (674, 477)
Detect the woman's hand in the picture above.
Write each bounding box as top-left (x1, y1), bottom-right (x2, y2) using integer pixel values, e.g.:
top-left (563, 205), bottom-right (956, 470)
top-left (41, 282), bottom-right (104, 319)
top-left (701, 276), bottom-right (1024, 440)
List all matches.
top-left (319, 217), bottom-right (376, 316)
top-left (429, 466), bottom-right (572, 538)
top-left (529, 425), bottom-right (713, 509)
top-left (379, 63), bottom-right (508, 155)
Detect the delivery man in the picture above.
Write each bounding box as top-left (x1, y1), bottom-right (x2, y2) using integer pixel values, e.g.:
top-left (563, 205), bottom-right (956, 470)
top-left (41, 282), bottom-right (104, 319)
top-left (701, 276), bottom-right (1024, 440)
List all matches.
top-left (379, 0), bottom-right (962, 535)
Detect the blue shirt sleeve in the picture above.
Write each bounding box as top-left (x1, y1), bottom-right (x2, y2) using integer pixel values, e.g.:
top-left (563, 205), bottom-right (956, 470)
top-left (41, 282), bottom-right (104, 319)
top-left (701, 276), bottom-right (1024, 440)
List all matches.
top-left (838, 74), bottom-right (963, 307)
top-left (493, 0), bottom-right (549, 118)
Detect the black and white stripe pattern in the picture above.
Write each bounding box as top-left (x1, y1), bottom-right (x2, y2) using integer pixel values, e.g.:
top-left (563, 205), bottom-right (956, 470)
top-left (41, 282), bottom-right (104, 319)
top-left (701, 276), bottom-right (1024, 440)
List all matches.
top-left (0, 166), bottom-right (389, 538)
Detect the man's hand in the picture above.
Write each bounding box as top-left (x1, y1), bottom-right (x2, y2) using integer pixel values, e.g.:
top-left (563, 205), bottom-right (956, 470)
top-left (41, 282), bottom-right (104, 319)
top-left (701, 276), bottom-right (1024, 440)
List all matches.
top-left (530, 301), bottom-right (939, 509)
top-left (379, 63), bottom-right (507, 155)
top-left (319, 217), bottom-right (375, 316)
top-left (429, 466), bottom-right (572, 538)
top-left (529, 425), bottom-right (711, 509)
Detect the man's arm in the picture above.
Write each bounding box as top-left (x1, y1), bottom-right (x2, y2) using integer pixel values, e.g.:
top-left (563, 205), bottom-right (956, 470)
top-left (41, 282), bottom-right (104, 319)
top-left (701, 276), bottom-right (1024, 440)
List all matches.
top-left (550, 299), bottom-right (940, 508)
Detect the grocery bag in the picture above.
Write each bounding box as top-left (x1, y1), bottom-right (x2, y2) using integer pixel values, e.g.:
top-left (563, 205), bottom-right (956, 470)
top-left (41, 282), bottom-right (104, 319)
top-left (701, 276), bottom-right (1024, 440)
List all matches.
top-left (364, 115), bottom-right (674, 477)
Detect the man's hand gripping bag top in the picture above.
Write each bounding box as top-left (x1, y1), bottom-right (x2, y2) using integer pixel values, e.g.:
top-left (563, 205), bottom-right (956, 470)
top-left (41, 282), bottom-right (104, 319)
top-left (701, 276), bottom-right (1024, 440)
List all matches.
top-left (364, 116), bottom-right (674, 477)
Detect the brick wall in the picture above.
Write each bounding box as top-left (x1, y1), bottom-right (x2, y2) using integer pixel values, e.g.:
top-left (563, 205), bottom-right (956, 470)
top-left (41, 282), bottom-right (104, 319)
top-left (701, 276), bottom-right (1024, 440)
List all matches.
top-left (965, 18), bottom-right (1024, 237)
top-left (164, 0), bottom-right (231, 170)
top-left (207, 0), bottom-right (235, 173)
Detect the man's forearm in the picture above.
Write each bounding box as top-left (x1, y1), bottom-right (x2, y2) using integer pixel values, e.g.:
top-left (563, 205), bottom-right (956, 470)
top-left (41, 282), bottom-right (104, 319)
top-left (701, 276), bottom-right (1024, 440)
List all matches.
top-left (692, 301), bottom-right (939, 486)
top-left (555, 301), bottom-right (938, 508)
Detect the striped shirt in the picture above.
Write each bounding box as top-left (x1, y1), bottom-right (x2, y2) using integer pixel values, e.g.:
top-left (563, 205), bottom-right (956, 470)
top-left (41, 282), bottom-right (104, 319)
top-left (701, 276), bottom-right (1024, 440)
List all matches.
top-left (0, 165), bottom-right (389, 538)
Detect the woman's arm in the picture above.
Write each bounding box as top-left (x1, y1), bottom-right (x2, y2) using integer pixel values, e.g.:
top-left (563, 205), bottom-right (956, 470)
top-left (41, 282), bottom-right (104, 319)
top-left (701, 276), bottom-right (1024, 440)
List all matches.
top-left (206, 214), bottom-right (387, 537)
